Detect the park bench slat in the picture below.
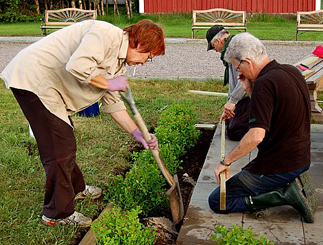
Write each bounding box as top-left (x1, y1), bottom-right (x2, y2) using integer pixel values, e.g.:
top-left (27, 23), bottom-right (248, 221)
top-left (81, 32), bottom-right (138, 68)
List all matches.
top-left (191, 8), bottom-right (247, 39)
top-left (40, 8), bottom-right (97, 36)
top-left (296, 10), bottom-right (323, 41)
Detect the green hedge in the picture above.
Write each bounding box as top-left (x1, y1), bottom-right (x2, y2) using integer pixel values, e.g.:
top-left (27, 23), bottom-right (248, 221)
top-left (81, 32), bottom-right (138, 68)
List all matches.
top-left (105, 104), bottom-right (200, 216)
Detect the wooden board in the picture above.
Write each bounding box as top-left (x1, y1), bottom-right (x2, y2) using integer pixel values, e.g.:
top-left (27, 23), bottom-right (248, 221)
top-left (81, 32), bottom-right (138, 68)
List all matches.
top-left (220, 122), bottom-right (226, 210)
top-left (293, 56), bottom-right (320, 66)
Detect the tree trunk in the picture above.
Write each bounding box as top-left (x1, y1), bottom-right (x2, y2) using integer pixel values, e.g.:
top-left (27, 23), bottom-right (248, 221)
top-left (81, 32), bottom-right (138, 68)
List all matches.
top-left (71, 0), bottom-right (76, 8)
top-left (79, 0), bottom-right (83, 9)
top-left (34, 0), bottom-right (40, 14)
top-left (49, 0), bottom-right (53, 9)
top-left (125, 0), bottom-right (130, 19)
top-left (88, 0), bottom-right (91, 10)
top-left (113, 0), bottom-right (119, 16)
top-left (44, 0), bottom-right (48, 10)
top-left (100, 0), bottom-right (105, 16)
top-left (129, 0), bottom-right (133, 18)
top-left (94, 0), bottom-right (99, 14)
top-left (105, 0), bottom-right (108, 15)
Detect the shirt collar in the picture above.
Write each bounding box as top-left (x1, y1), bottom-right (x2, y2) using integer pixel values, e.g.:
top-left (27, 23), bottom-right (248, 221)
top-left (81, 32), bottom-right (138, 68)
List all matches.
top-left (258, 59), bottom-right (279, 78)
top-left (118, 32), bottom-right (129, 60)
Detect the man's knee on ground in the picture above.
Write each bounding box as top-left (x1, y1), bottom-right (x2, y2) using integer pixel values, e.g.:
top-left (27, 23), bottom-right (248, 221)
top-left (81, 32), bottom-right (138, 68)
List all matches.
top-left (208, 189), bottom-right (230, 214)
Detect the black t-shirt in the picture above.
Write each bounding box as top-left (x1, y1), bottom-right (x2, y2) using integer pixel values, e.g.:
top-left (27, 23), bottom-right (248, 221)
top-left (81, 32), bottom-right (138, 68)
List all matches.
top-left (243, 60), bottom-right (311, 174)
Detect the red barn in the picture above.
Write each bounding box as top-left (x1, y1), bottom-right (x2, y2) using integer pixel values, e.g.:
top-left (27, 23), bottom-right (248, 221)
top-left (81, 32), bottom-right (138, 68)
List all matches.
top-left (139, 0), bottom-right (321, 14)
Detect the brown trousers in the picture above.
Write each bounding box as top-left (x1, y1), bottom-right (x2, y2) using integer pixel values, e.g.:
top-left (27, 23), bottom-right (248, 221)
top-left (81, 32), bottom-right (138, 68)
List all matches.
top-left (11, 88), bottom-right (85, 219)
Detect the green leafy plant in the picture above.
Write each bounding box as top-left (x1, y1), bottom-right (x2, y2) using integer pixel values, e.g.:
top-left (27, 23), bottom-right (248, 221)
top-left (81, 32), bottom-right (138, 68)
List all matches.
top-left (91, 206), bottom-right (156, 245)
top-left (106, 104), bottom-right (200, 217)
top-left (105, 161), bottom-right (169, 217)
top-left (155, 104), bottom-right (200, 151)
top-left (132, 143), bottom-right (181, 175)
top-left (211, 224), bottom-right (275, 245)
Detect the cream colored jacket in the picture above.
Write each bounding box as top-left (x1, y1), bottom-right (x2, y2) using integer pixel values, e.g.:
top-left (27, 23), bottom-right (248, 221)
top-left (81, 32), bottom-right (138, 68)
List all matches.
top-left (0, 20), bottom-right (128, 126)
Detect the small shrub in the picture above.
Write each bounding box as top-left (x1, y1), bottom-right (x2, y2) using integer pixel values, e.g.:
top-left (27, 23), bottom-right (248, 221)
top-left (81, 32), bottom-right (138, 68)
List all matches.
top-left (211, 224), bottom-right (275, 245)
top-left (0, 11), bottom-right (28, 22)
top-left (105, 161), bottom-right (169, 216)
top-left (132, 144), bottom-right (181, 175)
top-left (155, 104), bottom-right (200, 150)
top-left (92, 206), bottom-right (157, 245)
top-left (106, 104), bottom-right (200, 217)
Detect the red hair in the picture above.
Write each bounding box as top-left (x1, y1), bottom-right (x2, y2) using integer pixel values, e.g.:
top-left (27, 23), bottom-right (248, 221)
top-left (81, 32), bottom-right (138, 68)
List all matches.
top-left (124, 19), bottom-right (165, 56)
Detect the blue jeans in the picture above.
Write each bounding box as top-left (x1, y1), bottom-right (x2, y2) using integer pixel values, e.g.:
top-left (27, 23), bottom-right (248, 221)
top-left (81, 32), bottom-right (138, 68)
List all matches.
top-left (208, 165), bottom-right (309, 213)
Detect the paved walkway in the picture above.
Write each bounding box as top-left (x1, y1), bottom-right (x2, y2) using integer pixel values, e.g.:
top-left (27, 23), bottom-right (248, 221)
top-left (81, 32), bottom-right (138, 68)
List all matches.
top-left (177, 124), bottom-right (323, 245)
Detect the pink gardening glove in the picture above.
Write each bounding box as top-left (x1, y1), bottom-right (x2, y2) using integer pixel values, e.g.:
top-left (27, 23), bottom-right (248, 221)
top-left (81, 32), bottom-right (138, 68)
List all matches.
top-left (107, 76), bottom-right (127, 91)
top-left (131, 129), bottom-right (159, 150)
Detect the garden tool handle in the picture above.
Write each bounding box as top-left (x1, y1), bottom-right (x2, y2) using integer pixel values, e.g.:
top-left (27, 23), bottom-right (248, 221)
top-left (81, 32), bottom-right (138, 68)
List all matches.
top-left (133, 113), bottom-right (175, 186)
top-left (120, 86), bottom-right (174, 186)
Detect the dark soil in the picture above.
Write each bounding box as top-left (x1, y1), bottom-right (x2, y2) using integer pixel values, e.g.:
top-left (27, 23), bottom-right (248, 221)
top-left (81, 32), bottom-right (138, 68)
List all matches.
top-left (154, 129), bottom-right (215, 244)
top-left (178, 129), bottom-right (215, 215)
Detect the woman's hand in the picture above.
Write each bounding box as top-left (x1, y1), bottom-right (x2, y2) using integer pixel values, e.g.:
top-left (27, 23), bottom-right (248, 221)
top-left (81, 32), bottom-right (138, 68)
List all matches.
top-left (107, 76), bottom-right (127, 91)
top-left (131, 129), bottom-right (159, 150)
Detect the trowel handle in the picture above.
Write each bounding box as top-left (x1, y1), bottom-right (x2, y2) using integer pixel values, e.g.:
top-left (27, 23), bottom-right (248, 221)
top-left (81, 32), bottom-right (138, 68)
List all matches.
top-left (134, 113), bottom-right (175, 186)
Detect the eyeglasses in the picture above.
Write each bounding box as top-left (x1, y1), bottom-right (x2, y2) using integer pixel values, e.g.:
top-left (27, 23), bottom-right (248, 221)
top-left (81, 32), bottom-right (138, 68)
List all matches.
top-left (236, 60), bottom-right (243, 72)
top-left (147, 53), bottom-right (153, 62)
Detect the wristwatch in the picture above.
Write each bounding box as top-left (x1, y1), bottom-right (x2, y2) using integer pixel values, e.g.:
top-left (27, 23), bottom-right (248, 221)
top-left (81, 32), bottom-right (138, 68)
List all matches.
top-left (220, 157), bottom-right (232, 167)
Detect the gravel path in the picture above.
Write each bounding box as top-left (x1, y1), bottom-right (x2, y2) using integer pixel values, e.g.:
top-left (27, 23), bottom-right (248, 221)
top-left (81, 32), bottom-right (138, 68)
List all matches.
top-left (0, 38), bottom-right (319, 80)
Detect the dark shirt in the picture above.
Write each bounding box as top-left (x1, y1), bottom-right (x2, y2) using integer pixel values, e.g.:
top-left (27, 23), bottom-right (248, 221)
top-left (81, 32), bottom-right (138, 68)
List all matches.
top-left (220, 35), bottom-right (235, 86)
top-left (244, 60), bottom-right (311, 174)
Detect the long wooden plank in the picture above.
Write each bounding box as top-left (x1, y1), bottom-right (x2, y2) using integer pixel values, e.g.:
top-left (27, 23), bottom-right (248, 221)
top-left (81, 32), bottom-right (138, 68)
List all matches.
top-left (220, 122), bottom-right (226, 211)
top-left (307, 68), bottom-right (323, 84)
top-left (305, 60), bottom-right (323, 83)
top-left (188, 90), bottom-right (228, 96)
top-left (293, 56), bottom-right (320, 66)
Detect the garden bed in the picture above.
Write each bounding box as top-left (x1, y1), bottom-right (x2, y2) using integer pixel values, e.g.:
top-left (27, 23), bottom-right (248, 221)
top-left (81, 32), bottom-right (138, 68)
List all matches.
top-left (156, 128), bottom-right (215, 244)
top-left (77, 128), bottom-right (215, 245)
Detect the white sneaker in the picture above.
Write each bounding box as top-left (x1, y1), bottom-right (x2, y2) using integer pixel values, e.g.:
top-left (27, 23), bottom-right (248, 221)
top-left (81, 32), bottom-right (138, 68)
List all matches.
top-left (41, 211), bottom-right (92, 227)
top-left (75, 185), bottom-right (102, 200)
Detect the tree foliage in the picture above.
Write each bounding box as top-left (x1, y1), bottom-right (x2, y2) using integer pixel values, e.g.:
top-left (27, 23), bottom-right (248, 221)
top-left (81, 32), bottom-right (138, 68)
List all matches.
top-left (0, 0), bottom-right (138, 22)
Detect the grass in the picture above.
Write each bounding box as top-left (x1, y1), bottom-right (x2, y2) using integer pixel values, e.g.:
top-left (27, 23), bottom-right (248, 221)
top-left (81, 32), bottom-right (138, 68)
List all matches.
top-left (1, 12), bottom-right (323, 41)
top-left (0, 78), bottom-right (226, 244)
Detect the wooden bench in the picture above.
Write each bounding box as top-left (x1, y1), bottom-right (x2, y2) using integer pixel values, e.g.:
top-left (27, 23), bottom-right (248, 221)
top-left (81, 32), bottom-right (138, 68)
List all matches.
top-left (40, 8), bottom-right (97, 36)
top-left (192, 8), bottom-right (247, 39)
top-left (296, 10), bottom-right (323, 41)
top-left (294, 54), bottom-right (323, 120)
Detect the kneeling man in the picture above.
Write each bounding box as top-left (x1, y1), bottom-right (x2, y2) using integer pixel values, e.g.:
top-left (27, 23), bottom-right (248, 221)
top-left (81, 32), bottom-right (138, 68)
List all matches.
top-left (208, 32), bottom-right (317, 223)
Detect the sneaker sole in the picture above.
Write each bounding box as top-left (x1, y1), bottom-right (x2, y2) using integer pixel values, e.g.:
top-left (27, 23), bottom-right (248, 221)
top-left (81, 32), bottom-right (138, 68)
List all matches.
top-left (41, 219), bottom-right (58, 226)
top-left (75, 192), bottom-right (102, 200)
top-left (41, 218), bottom-right (91, 228)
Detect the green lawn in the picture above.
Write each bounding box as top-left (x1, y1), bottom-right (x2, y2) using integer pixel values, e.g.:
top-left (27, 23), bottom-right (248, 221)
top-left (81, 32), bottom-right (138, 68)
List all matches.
top-left (1, 13), bottom-right (323, 41)
top-left (0, 78), bottom-right (227, 244)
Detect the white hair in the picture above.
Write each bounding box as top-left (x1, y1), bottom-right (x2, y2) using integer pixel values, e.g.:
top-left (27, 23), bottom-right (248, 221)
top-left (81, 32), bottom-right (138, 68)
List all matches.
top-left (224, 32), bottom-right (267, 65)
top-left (211, 29), bottom-right (229, 43)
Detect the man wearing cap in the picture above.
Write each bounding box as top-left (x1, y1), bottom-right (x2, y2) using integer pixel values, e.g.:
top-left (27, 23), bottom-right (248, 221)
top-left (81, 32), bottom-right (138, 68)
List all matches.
top-left (208, 32), bottom-right (316, 223)
top-left (206, 25), bottom-right (250, 141)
